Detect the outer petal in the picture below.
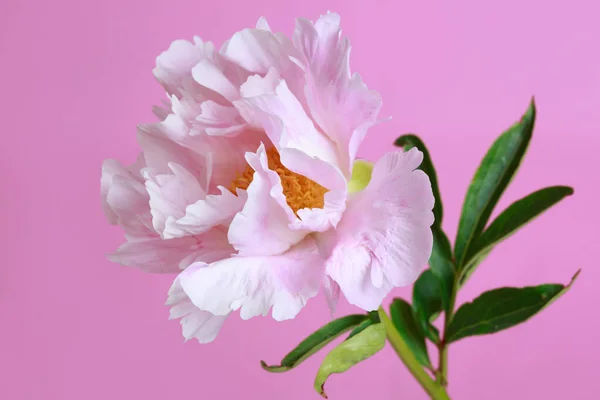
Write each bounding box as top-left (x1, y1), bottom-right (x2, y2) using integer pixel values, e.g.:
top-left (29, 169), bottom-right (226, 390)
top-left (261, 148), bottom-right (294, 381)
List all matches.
top-left (101, 158), bottom-right (154, 239)
top-left (137, 124), bottom-right (208, 179)
top-left (191, 53), bottom-right (251, 103)
top-left (180, 237), bottom-right (324, 321)
top-left (293, 13), bottom-right (382, 176)
top-left (228, 144), bottom-right (307, 256)
top-left (324, 149), bottom-right (434, 310)
top-left (108, 226), bottom-right (234, 273)
top-left (153, 38), bottom-right (215, 97)
top-left (144, 163), bottom-right (205, 238)
top-left (322, 275), bottom-right (341, 317)
top-left (221, 24), bottom-right (305, 103)
top-left (166, 275), bottom-right (228, 343)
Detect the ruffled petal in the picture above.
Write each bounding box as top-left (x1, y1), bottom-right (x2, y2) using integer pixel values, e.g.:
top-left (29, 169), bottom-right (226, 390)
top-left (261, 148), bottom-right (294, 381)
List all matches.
top-left (323, 149), bottom-right (434, 310)
top-left (195, 100), bottom-right (246, 136)
top-left (293, 12), bottom-right (382, 176)
top-left (137, 124), bottom-right (208, 179)
top-left (179, 236), bottom-right (324, 321)
top-left (144, 163), bottom-right (205, 238)
top-left (227, 144), bottom-right (307, 256)
top-left (101, 158), bottom-right (154, 239)
top-left (239, 79), bottom-right (339, 166)
top-left (279, 148), bottom-right (347, 232)
top-left (164, 187), bottom-right (247, 239)
top-left (153, 38), bottom-right (215, 97)
top-left (166, 275), bottom-right (228, 343)
top-left (108, 226), bottom-right (234, 273)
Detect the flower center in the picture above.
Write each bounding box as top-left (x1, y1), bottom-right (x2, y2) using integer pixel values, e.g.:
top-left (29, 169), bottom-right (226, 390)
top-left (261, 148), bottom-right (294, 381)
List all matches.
top-left (229, 147), bottom-right (328, 214)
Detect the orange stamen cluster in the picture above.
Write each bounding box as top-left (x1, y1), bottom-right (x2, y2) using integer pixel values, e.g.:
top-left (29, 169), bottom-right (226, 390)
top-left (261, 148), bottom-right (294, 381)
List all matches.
top-left (229, 147), bottom-right (328, 214)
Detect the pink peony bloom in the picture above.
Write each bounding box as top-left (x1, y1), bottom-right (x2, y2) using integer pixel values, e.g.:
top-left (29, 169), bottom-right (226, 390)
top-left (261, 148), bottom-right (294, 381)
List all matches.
top-left (102, 12), bottom-right (434, 343)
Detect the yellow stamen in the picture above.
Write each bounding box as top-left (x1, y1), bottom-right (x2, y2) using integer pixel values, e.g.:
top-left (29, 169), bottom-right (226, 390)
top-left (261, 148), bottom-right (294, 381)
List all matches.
top-left (229, 147), bottom-right (328, 214)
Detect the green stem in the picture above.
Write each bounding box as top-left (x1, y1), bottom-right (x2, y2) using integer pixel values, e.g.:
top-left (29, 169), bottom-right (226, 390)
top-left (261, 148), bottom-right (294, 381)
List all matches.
top-left (378, 308), bottom-right (451, 400)
top-left (437, 283), bottom-right (458, 386)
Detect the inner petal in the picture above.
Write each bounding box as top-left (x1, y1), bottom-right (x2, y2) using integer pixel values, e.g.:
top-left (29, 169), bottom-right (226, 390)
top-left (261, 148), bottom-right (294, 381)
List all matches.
top-left (229, 147), bottom-right (328, 214)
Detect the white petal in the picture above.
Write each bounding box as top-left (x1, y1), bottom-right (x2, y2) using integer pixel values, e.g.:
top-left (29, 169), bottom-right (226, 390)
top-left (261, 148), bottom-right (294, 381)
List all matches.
top-left (240, 80), bottom-right (340, 166)
top-left (227, 144), bottom-right (307, 256)
top-left (167, 275), bottom-right (228, 343)
top-left (164, 186), bottom-right (247, 239)
top-left (144, 163), bottom-right (205, 238)
top-left (293, 13), bottom-right (382, 176)
top-left (279, 147), bottom-right (347, 232)
top-left (192, 58), bottom-right (240, 102)
top-left (180, 237), bottom-right (324, 320)
top-left (255, 17), bottom-right (271, 31)
top-left (153, 39), bottom-right (214, 97)
top-left (322, 275), bottom-right (341, 317)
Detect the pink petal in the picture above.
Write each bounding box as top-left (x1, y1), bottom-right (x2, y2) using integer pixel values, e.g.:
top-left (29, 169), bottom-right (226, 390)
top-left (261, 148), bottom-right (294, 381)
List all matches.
top-left (322, 275), bottom-right (341, 317)
top-left (179, 236), bottom-right (324, 321)
top-left (293, 13), bottom-right (382, 176)
top-left (255, 17), bottom-right (271, 31)
top-left (165, 186), bottom-right (247, 239)
top-left (137, 124), bottom-right (208, 180)
top-left (101, 158), bottom-right (154, 239)
top-left (166, 275), bottom-right (228, 343)
top-left (240, 79), bottom-right (340, 166)
top-left (195, 100), bottom-right (246, 136)
top-left (153, 38), bottom-right (215, 97)
top-left (144, 163), bottom-right (206, 238)
top-left (227, 144), bottom-right (307, 256)
top-left (278, 148), bottom-right (347, 232)
top-left (192, 58), bottom-right (240, 103)
top-left (323, 149), bottom-right (434, 310)
top-left (109, 226), bottom-right (234, 273)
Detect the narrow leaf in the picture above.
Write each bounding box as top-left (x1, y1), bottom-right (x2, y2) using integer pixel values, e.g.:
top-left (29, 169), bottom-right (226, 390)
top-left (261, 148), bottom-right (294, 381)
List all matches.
top-left (395, 134), bottom-right (444, 227)
top-left (346, 311), bottom-right (380, 340)
top-left (463, 186), bottom-right (574, 277)
top-left (390, 299), bottom-right (432, 367)
top-left (447, 270), bottom-right (579, 342)
top-left (458, 247), bottom-right (492, 287)
top-left (314, 323), bottom-right (386, 398)
top-left (454, 99), bottom-right (536, 268)
top-left (429, 227), bottom-right (455, 311)
top-left (261, 314), bottom-right (368, 372)
top-left (412, 270), bottom-right (442, 343)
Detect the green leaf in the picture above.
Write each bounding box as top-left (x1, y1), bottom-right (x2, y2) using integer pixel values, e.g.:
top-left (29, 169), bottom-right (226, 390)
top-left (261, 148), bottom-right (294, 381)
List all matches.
top-left (395, 134), bottom-right (444, 227)
top-left (314, 323), bottom-right (386, 398)
top-left (454, 99), bottom-right (536, 269)
top-left (412, 270), bottom-right (442, 343)
top-left (447, 270), bottom-right (580, 343)
top-left (346, 311), bottom-right (380, 340)
top-left (462, 186), bottom-right (574, 278)
top-left (429, 227), bottom-right (455, 312)
top-left (261, 314), bottom-right (368, 372)
top-left (458, 247), bottom-right (492, 287)
top-left (390, 299), bottom-right (432, 367)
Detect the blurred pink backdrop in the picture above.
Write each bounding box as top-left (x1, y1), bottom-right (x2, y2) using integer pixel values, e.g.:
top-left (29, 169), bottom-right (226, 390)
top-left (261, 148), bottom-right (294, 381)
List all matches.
top-left (1, 0), bottom-right (598, 399)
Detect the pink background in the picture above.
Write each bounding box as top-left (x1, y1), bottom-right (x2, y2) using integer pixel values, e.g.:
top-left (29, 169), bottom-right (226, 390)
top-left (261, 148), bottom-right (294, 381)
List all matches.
top-left (1, 0), bottom-right (598, 399)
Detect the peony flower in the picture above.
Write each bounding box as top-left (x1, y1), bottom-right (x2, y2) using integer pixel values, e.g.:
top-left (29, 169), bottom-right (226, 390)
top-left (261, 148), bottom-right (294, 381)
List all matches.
top-left (102, 12), bottom-right (434, 343)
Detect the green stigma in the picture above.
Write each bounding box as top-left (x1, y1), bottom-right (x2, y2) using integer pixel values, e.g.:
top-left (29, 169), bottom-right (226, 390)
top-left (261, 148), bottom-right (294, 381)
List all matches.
top-left (348, 160), bottom-right (374, 193)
